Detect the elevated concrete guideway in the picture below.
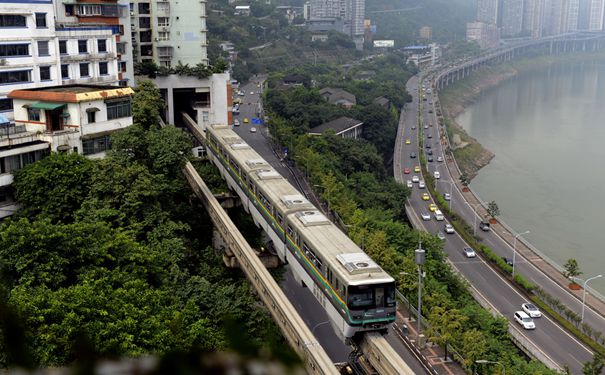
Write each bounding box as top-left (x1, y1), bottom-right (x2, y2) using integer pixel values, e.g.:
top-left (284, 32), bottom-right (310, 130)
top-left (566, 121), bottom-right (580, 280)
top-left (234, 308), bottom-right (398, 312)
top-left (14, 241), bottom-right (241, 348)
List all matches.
top-left (179, 114), bottom-right (418, 374)
top-left (435, 32), bottom-right (605, 90)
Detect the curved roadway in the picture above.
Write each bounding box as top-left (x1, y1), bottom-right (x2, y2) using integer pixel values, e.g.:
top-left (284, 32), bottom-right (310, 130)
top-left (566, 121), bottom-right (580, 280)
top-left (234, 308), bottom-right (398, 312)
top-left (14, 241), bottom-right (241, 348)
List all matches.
top-left (395, 75), bottom-right (598, 373)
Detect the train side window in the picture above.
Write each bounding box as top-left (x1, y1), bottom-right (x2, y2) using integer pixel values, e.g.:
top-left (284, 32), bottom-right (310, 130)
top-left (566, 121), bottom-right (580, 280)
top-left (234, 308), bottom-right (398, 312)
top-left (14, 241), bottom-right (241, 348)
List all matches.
top-left (286, 225), bottom-right (293, 237)
top-left (276, 211), bottom-right (283, 226)
top-left (248, 179), bottom-right (254, 193)
top-left (327, 268), bottom-right (333, 284)
top-left (303, 242), bottom-right (323, 270)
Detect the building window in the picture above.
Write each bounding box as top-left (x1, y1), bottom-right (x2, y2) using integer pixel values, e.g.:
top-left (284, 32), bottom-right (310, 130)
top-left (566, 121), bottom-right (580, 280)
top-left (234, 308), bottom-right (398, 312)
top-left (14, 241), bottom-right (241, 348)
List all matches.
top-left (99, 61), bottom-right (108, 75)
top-left (61, 64), bottom-right (69, 79)
top-left (0, 149), bottom-right (49, 174)
top-left (78, 5), bottom-right (102, 16)
top-left (157, 17), bottom-right (169, 27)
top-left (87, 111), bottom-right (96, 124)
top-left (139, 17), bottom-right (150, 28)
top-left (116, 43), bottom-right (125, 54)
top-left (106, 98), bottom-right (131, 120)
top-left (0, 70), bottom-right (30, 85)
top-left (78, 40), bottom-right (88, 54)
top-left (0, 15), bottom-right (26, 27)
top-left (0, 98), bottom-right (12, 112)
top-left (35, 13), bottom-right (47, 28)
top-left (0, 44), bottom-right (29, 57)
top-left (83, 135), bottom-right (111, 155)
top-left (118, 61), bottom-right (127, 73)
top-left (157, 2), bottom-right (170, 12)
top-left (39, 66), bottom-right (51, 81)
top-left (138, 3), bottom-right (150, 14)
top-left (139, 30), bottom-right (152, 43)
top-left (65, 5), bottom-right (75, 16)
top-left (79, 63), bottom-right (89, 77)
top-left (158, 31), bottom-right (170, 41)
top-left (37, 41), bottom-right (49, 56)
top-left (27, 108), bottom-right (40, 122)
top-left (97, 39), bottom-right (107, 53)
top-left (59, 40), bottom-right (67, 54)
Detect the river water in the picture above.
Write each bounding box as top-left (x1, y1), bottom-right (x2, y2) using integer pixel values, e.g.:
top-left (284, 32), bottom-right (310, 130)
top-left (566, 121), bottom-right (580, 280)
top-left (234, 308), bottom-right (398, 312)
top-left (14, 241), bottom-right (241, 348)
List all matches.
top-left (456, 60), bottom-right (605, 295)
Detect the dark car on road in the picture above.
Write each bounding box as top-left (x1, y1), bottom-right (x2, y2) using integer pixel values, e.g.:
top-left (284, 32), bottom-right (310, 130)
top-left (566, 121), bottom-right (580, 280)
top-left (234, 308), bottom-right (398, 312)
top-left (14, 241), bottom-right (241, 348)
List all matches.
top-left (502, 257), bottom-right (513, 266)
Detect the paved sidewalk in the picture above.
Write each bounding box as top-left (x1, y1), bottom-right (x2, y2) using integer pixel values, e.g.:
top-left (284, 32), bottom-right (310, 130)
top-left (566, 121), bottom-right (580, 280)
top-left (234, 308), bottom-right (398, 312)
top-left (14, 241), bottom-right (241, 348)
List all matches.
top-left (395, 310), bottom-right (467, 375)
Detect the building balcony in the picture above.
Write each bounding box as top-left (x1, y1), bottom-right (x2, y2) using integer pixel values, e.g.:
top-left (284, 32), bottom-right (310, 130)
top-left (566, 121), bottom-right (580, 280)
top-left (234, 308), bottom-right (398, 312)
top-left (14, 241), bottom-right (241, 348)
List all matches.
top-left (60, 52), bottom-right (117, 62)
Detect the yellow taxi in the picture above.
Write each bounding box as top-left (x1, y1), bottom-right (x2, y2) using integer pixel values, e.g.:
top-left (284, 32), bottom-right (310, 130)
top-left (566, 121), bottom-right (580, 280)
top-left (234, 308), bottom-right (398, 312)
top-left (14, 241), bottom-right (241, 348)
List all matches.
top-left (414, 166), bottom-right (421, 173)
top-left (429, 204), bottom-right (438, 212)
top-left (243, 118), bottom-right (249, 123)
top-left (405, 139), bottom-right (411, 145)
top-left (422, 193), bottom-right (430, 201)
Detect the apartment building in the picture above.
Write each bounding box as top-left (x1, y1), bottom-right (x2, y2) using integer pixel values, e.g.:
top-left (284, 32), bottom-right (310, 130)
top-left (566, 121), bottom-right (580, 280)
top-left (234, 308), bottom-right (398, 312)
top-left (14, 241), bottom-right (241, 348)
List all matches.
top-left (0, 84), bottom-right (134, 217)
top-left (0, 1), bottom-right (61, 123)
top-left (308, 0), bottom-right (365, 48)
top-left (129, 0), bottom-right (208, 67)
top-left (53, 0), bottom-right (134, 85)
top-left (588, 0), bottom-right (605, 30)
top-left (501, 0), bottom-right (525, 36)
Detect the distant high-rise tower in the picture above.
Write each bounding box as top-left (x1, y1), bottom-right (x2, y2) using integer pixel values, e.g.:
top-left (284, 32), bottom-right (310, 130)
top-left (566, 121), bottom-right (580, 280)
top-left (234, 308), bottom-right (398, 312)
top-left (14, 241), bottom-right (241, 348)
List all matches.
top-left (501, 0), bottom-right (524, 36)
top-left (588, 0), bottom-right (605, 30)
top-left (523, 0), bottom-right (544, 37)
top-left (308, 0), bottom-right (365, 47)
top-left (477, 0), bottom-right (500, 24)
top-left (565, 0), bottom-right (580, 31)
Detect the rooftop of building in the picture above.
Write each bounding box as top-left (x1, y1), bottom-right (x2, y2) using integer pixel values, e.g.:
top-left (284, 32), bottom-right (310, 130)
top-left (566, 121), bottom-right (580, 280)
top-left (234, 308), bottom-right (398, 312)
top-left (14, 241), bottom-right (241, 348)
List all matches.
top-left (309, 116), bottom-right (363, 135)
top-left (8, 85), bottom-right (134, 103)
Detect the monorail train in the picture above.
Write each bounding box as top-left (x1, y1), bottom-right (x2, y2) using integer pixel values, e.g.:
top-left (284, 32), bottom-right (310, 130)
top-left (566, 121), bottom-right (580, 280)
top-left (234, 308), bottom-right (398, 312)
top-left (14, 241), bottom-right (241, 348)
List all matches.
top-left (204, 124), bottom-right (396, 342)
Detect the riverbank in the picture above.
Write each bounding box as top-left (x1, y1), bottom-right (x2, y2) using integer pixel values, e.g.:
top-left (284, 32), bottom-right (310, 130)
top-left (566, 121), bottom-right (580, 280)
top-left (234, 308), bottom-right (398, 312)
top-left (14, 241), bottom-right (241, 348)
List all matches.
top-left (438, 50), bottom-right (605, 180)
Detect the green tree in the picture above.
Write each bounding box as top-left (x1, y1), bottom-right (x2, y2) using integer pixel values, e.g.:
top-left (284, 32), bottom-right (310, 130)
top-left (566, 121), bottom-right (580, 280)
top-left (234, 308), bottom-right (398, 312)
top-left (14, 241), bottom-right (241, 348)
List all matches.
top-left (132, 79), bottom-right (164, 129)
top-left (583, 354), bottom-right (604, 375)
top-left (460, 329), bottom-right (488, 370)
top-left (12, 152), bottom-right (93, 223)
top-left (563, 258), bottom-right (582, 282)
top-left (487, 200), bottom-right (500, 219)
top-left (427, 305), bottom-right (467, 361)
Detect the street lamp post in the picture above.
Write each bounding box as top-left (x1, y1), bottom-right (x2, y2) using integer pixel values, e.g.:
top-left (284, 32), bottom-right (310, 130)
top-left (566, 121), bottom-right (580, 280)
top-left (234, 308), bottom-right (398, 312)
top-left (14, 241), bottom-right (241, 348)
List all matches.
top-left (415, 247), bottom-right (426, 346)
top-left (511, 230), bottom-right (530, 277)
top-left (469, 202), bottom-right (484, 237)
top-left (573, 274), bottom-right (603, 323)
top-left (475, 360), bottom-right (505, 375)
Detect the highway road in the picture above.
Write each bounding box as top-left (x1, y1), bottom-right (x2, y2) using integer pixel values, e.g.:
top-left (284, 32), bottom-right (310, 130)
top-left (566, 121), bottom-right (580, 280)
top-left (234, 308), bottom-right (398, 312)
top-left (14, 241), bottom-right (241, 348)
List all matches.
top-left (230, 79), bottom-right (430, 373)
top-left (395, 74), bottom-right (598, 373)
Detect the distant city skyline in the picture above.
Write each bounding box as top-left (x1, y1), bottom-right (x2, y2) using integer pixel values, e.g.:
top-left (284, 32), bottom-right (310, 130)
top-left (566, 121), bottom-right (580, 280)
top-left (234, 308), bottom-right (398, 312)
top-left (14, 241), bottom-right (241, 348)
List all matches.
top-left (475, 0), bottom-right (605, 38)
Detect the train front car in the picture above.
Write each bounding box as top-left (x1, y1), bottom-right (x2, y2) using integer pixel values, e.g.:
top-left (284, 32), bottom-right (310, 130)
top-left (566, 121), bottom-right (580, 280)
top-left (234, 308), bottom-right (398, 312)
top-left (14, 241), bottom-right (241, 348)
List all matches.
top-left (338, 254), bottom-right (397, 340)
top-left (286, 210), bottom-right (397, 343)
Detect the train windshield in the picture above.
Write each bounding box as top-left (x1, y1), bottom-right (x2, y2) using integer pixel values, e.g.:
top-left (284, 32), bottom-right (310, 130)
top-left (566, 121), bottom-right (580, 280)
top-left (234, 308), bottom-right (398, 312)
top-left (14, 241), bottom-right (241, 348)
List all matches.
top-left (348, 283), bottom-right (396, 310)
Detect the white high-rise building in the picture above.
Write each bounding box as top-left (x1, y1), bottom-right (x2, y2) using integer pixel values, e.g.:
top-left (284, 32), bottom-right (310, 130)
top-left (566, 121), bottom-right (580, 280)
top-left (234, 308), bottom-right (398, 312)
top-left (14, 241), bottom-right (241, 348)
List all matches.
top-left (477, 0), bottom-right (500, 24)
top-left (588, 0), bottom-right (605, 29)
top-left (501, 0), bottom-right (525, 36)
top-left (130, 0), bottom-right (208, 67)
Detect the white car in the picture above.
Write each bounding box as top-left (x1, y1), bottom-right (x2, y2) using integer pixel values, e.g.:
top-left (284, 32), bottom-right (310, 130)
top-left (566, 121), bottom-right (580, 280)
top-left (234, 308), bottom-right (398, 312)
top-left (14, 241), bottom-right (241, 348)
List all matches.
top-left (514, 311), bottom-right (536, 330)
top-left (444, 224), bottom-right (455, 234)
top-left (419, 181), bottom-right (426, 189)
top-left (437, 231), bottom-right (445, 240)
top-left (437, 156), bottom-right (444, 162)
top-left (434, 171), bottom-right (440, 179)
top-left (522, 303), bottom-right (542, 318)
top-left (250, 91), bottom-right (254, 95)
top-left (463, 247), bottom-right (476, 258)
top-left (250, 127), bottom-right (257, 133)
top-left (421, 212), bottom-right (431, 221)
top-left (412, 175), bottom-right (420, 183)
top-left (406, 180), bottom-right (413, 188)
top-left (444, 193), bottom-right (451, 201)
top-left (234, 119), bottom-right (240, 126)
